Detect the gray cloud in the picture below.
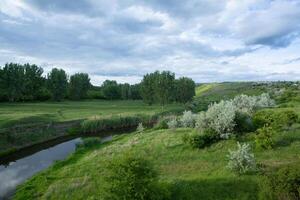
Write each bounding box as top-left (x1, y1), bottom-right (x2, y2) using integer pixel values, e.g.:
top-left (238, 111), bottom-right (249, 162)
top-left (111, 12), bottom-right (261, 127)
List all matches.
top-left (0, 0), bottom-right (299, 84)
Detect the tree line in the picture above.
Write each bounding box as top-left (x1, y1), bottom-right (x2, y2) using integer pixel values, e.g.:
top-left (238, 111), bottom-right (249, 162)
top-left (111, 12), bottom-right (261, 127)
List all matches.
top-left (0, 63), bottom-right (195, 104)
top-left (141, 71), bottom-right (195, 105)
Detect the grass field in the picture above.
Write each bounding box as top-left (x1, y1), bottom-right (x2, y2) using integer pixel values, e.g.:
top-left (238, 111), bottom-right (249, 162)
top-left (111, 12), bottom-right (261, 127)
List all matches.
top-left (0, 100), bottom-right (181, 129)
top-left (14, 100), bottom-right (300, 199)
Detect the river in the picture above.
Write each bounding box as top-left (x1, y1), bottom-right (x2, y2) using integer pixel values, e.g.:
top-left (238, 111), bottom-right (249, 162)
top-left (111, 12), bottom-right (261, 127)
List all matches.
top-left (0, 135), bottom-right (111, 199)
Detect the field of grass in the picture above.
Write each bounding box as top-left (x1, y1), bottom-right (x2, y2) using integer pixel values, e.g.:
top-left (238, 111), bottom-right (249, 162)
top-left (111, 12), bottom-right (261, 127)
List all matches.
top-left (0, 100), bottom-right (181, 129)
top-left (15, 100), bottom-right (300, 199)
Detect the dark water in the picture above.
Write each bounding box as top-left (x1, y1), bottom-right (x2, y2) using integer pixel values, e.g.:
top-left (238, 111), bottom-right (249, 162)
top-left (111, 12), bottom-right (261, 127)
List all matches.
top-left (0, 135), bottom-right (111, 199)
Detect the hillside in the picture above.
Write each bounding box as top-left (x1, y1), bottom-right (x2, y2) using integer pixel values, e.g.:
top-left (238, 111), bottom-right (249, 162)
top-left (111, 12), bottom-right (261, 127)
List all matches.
top-left (15, 95), bottom-right (300, 199)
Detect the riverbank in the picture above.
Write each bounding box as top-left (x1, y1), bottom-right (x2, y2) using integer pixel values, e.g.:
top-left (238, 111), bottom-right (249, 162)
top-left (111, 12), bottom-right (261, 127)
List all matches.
top-left (14, 124), bottom-right (300, 199)
top-left (0, 100), bottom-right (183, 158)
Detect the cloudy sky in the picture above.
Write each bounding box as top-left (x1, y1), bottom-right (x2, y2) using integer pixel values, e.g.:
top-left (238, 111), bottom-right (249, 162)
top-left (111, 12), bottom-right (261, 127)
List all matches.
top-left (0, 0), bottom-right (300, 85)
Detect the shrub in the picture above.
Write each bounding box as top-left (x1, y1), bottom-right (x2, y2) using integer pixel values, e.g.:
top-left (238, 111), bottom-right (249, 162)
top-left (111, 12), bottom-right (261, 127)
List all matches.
top-left (253, 110), bottom-right (298, 130)
top-left (136, 123), bottom-right (144, 133)
top-left (232, 93), bottom-right (275, 115)
top-left (76, 137), bottom-right (101, 149)
top-left (153, 117), bottom-right (172, 130)
top-left (232, 94), bottom-right (257, 114)
top-left (167, 118), bottom-right (179, 130)
top-left (259, 163), bottom-right (300, 200)
top-left (102, 152), bottom-right (170, 200)
top-left (255, 93), bottom-right (275, 108)
top-left (183, 129), bottom-right (218, 149)
top-left (180, 110), bottom-right (196, 128)
top-left (227, 142), bottom-right (256, 175)
top-left (234, 111), bottom-right (255, 133)
top-left (255, 126), bottom-right (274, 150)
top-left (195, 100), bottom-right (237, 136)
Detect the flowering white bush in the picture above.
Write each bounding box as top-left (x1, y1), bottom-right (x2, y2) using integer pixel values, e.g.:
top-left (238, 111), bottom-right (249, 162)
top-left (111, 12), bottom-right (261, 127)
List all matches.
top-left (167, 118), bottom-right (178, 130)
top-left (136, 123), bottom-right (144, 133)
top-left (232, 93), bottom-right (275, 114)
top-left (255, 93), bottom-right (275, 108)
top-left (232, 94), bottom-right (257, 114)
top-left (195, 100), bottom-right (236, 136)
top-left (227, 142), bottom-right (256, 174)
top-left (180, 110), bottom-right (196, 128)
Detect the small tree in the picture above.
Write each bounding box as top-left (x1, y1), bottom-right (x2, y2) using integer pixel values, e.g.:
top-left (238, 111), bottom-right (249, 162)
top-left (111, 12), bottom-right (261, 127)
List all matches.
top-left (174, 77), bottom-right (196, 103)
top-left (227, 142), bottom-right (256, 175)
top-left (136, 123), bottom-right (144, 133)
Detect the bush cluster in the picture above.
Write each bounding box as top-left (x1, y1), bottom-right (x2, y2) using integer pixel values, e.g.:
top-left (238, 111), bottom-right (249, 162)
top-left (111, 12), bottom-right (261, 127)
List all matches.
top-left (182, 129), bottom-right (218, 149)
top-left (259, 162), bottom-right (300, 200)
top-left (253, 110), bottom-right (298, 130)
top-left (76, 137), bottom-right (101, 149)
top-left (102, 152), bottom-right (170, 200)
top-left (255, 126), bottom-right (274, 150)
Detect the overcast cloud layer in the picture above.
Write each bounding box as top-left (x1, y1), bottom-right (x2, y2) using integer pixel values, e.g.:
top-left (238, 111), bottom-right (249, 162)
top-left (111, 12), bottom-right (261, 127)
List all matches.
top-left (0, 0), bottom-right (300, 85)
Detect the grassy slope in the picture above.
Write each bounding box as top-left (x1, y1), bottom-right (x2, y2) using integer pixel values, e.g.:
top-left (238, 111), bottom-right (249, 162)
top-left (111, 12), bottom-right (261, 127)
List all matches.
top-left (15, 110), bottom-right (300, 200)
top-left (193, 82), bottom-right (267, 111)
top-left (0, 100), bottom-right (181, 129)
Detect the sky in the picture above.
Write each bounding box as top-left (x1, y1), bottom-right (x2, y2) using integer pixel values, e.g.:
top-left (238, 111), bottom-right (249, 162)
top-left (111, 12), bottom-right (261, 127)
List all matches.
top-left (0, 0), bottom-right (300, 85)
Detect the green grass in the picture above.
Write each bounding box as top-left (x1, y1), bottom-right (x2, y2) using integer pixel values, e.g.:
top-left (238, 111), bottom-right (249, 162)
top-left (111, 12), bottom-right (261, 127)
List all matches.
top-left (15, 122), bottom-right (300, 199)
top-left (0, 100), bottom-right (181, 129)
top-left (195, 83), bottom-right (218, 96)
top-left (11, 83), bottom-right (300, 199)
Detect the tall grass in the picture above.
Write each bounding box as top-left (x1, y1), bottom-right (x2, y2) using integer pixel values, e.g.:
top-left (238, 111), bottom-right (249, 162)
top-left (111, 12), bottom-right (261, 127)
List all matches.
top-left (81, 114), bottom-right (157, 134)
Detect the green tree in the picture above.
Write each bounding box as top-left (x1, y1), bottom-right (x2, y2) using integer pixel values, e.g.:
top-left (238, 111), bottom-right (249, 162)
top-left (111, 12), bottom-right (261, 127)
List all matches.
top-left (155, 71), bottom-right (175, 106)
top-left (175, 77), bottom-right (195, 103)
top-left (47, 68), bottom-right (68, 101)
top-left (1, 63), bottom-right (25, 102)
top-left (23, 63), bottom-right (44, 101)
top-left (141, 72), bottom-right (158, 105)
top-left (120, 83), bottom-right (131, 100)
top-left (102, 80), bottom-right (121, 100)
top-left (69, 73), bottom-right (90, 100)
top-left (130, 84), bottom-right (141, 100)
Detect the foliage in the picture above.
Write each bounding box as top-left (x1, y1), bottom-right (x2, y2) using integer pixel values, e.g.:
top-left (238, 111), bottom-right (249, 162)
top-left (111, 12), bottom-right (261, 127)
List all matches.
top-left (255, 126), bottom-right (274, 150)
top-left (253, 110), bottom-right (298, 130)
top-left (136, 122), bottom-right (144, 133)
top-left (81, 114), bottom-right (159, 134)
top-left (140, 71), bottom-right (195, 105)
top-left (102, 152), bottom-right (170, 200)
top-left (167, 117), bottom-right (179, 130)
top-left (153, 117), bottom-right (169, 130)
top-left (69, 73), bottom-right (90, 100)
top-left (174, 77), bottom-right (196, 103)
top-left (259, 163), bottom-right (300, 200)
top-left (180, 110), bottom-right (196, 128)
top-left (140, 72), bottom-right (157, 105)
top-left (234, 111), bottom-right (255, 133)
top-left (195, 100), bottom-right (236, 137)
top-left (101, 80), bottom-right (121, 100)
top-left (0, 63), bottom-right (45, 102)
top-left (183, 129), bottom-right (218, 149)
top-left (47, 68), bottom-right (68, 101)
top-left (155, 71), bottom-right (176, 105)
top-left (227, 142), bottom-right (256, 175)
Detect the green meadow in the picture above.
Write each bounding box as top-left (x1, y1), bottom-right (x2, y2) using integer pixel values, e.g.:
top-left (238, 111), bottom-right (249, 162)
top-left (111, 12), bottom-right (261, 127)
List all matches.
top-left (14, 83), bottom-right (300, 199)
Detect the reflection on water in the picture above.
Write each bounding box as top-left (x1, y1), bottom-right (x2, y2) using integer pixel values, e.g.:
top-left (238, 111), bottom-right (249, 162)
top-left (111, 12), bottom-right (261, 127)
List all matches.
top-left (0, 138), bottom-right (82, 199)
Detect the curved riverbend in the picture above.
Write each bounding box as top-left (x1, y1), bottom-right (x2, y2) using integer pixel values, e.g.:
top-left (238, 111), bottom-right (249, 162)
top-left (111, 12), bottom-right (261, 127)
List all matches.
top-left (0, 135), bottom-right (112, 199)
